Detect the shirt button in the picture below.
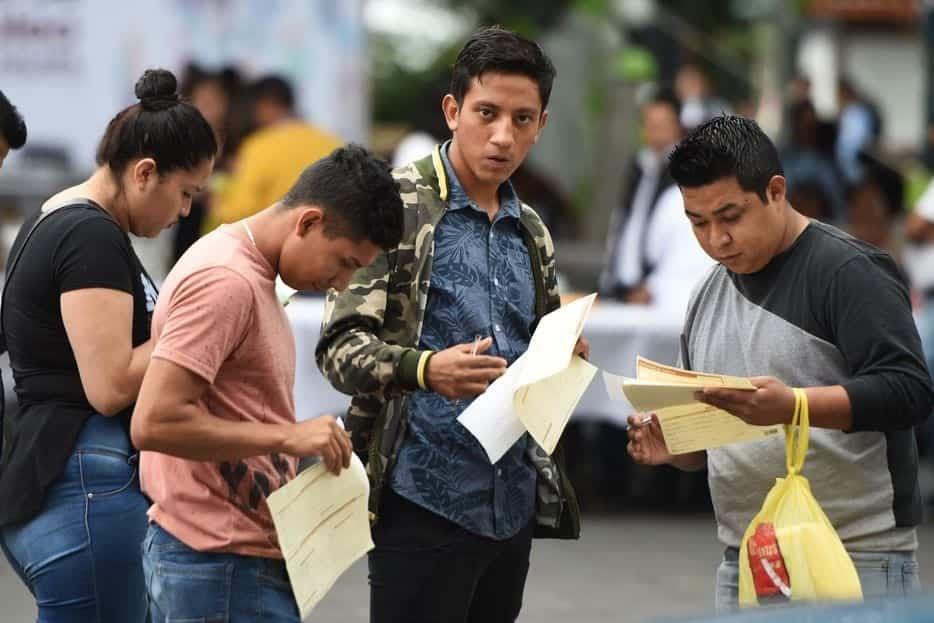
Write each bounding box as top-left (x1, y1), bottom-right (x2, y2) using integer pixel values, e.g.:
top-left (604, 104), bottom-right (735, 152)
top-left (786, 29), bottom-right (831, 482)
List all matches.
top-left (497, 468), bottom-right (503, 477)
top-left (493, 277), bottom-right (500, 286)
top-left (494, 324), bottom-right (502, 332)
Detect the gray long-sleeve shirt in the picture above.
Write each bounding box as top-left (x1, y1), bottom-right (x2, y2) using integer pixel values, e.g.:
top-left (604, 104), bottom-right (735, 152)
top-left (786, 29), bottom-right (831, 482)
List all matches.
top-left (683, 220), bottom-right (933, 552)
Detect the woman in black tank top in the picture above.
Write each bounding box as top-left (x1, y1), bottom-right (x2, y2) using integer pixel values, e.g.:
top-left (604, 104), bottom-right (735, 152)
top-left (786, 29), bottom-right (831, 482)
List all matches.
top-left (0, 68), bottom-right (216, 623)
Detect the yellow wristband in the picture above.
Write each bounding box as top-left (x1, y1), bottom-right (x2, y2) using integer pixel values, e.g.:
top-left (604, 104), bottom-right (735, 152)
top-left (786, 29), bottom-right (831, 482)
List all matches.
top-left (416, 351), bottom-right (433, 391)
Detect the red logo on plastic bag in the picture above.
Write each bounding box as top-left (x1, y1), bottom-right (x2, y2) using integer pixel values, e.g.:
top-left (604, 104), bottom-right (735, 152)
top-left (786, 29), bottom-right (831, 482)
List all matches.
top-left (747, 522), bottom-right (791, 602)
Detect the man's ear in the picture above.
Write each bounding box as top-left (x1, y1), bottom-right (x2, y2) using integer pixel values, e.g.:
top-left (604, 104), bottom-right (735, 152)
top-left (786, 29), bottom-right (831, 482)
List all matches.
top-left (442, 94), bottom-right (460, 133)
top-left (767, 175), bottom-right (787, 206)
top-left (532, 109), bottom-right (549, 144)
top-left (295, 205), bottom-right (325, 237)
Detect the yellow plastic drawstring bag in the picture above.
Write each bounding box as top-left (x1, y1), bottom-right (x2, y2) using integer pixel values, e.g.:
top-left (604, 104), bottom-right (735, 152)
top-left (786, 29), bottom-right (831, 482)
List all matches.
top-left (738, 388), bottom-right (862, 607)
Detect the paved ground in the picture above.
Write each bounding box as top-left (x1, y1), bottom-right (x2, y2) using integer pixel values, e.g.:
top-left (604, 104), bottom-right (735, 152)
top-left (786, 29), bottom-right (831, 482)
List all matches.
top-left (4, 513), bottom-right (934, 622)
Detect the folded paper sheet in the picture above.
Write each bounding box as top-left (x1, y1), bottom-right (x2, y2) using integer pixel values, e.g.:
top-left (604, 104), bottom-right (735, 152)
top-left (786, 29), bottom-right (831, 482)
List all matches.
top-left (267, 454), bottom-right (373, 621)
top-left (458, 294), bottom-right (599, 462)
top-left (603, 357), bottom-right (781, 454)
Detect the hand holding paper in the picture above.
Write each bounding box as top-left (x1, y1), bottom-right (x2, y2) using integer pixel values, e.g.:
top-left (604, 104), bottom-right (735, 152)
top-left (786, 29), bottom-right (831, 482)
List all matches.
top-left (604, 357), bottom-right (781, 455)
top-left (458, 294), bottom-right (599, 462)
top-left (267, 454), bottom-right (374, 621)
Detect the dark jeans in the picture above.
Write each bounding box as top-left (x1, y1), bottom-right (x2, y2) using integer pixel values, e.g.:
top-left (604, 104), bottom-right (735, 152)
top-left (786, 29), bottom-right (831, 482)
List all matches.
top-left (0, 414), bottom-right (150, 622)
top-left (369, 487), bottom-right (534, 623)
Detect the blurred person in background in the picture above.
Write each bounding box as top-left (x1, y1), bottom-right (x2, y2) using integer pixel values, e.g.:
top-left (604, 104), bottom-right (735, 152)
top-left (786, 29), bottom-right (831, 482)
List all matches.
top-left (906, 175), bottom-right (934, 477)
top-left (203, 74), bottom-right (342, 235)
top-left (786, 182), bottom-right (835, 222)
top-left (674, 63), bottom-right (730, 130)
top-left (0, 88), bottom-right (27, 170)
top-left (0, 68), bottom-right (216, 622)
top-left (836, 77), bottom-right (883, 186)
top-left (599, 86), bottom-right (712, 314)
top-left (780, 99), bottom-right (845, 221)
top-left (845, 155), bottom-right (905, 258)
top-left (171, 63), bottom-right (243, 265)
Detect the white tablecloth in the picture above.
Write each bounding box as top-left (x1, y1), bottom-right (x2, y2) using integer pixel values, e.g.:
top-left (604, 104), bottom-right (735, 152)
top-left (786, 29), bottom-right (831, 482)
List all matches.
top-left (288, 297), bottom-right (683, 427)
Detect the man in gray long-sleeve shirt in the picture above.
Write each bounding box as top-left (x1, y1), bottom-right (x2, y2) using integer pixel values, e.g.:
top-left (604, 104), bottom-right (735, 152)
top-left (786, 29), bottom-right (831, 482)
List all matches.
top-left (627, 115), bottom-right (934, 611)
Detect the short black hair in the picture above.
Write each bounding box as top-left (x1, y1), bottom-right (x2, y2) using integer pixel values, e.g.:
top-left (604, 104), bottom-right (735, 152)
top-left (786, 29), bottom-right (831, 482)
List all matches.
top-left (450, 26), bottom-right (556, 110)
top-left (668, 115), bottom-right (783, 202)
top-left (644, 85), bottom-right (682, 119)
top-left (96, 68), bottom-right (218, 176)
top-left (282, 144), bottom-right (404, 250)
top-left (252, 75), bottom-right (295, 111)
top-left (0, 89), bottom-right (27, 149)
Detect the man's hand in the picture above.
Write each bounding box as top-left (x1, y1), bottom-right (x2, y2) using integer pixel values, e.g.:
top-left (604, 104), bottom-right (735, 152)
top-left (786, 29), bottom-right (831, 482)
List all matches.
top-left (626, 414), bottom-right (672, 465)
top-left (695, 376), bottom-right (795, 427)
top-left (425, 337), bottom-right (507, 400)
top-left (574, 336), bottom-right (591, 360)
top-left (624, 284), bottom-right (652, 305)
top-left (283, 416), bottom-right (353, 475)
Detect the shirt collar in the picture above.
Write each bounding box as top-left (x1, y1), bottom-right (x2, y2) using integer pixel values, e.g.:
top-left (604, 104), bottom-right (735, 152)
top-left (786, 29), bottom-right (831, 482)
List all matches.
top-left (439, 140), bottom-right (521, 220)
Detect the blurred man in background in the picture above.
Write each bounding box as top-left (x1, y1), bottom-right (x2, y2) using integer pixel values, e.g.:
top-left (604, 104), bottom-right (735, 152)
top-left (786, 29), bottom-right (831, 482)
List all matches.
top-left (599, 86), bottom-right (712, 315)
top-left (203, 75), bottom-right (342, 234)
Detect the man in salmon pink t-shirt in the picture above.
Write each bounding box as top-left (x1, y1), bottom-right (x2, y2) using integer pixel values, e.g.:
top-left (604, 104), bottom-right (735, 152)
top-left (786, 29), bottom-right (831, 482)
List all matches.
top-left (131, 145), bottom-right (404, 623)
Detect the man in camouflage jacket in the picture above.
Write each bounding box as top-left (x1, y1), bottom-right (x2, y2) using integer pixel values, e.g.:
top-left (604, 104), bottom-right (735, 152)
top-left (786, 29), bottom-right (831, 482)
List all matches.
top-left (316, 146), bottom-right (580, 538)
top-left (316, 25), bottom-right (581, 623)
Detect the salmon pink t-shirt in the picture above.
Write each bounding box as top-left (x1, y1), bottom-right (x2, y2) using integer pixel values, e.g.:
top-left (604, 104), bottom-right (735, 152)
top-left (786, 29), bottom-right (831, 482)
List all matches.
top-left (140, 225), bottom-right (297, 558)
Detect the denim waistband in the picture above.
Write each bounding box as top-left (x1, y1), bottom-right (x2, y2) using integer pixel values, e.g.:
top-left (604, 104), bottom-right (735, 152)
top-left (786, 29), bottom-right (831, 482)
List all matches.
top-left (73, 413), bottom-right (133, 457)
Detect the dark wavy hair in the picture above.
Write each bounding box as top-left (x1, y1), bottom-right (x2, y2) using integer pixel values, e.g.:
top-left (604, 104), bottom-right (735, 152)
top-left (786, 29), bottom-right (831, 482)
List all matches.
top-left (668, 115), bottom-right (783, 202)
top-left (282, 144), bottom-right (404, 251)
top-left (96, 68), bottom-right (218, 176)
top-left (450, 26), bottom-right (556, 109)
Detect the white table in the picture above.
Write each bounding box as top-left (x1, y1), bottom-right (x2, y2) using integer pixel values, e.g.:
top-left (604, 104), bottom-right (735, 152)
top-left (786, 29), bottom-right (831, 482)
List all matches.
top-left (287, 297), bottom-right (683, 427)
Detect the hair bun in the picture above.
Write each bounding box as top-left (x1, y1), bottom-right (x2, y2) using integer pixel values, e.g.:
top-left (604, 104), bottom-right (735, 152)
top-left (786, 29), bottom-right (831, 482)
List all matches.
top-left (135, 68), bottom-right (180, 111)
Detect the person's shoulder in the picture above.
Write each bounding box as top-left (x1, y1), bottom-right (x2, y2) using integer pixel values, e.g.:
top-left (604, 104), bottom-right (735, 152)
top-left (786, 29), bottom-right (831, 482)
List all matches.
top-left (805, 220), bottom-right (892, 269)
top-left (392, 154), bottom-right (440, 211)
top-left (45, 202), bottom-right (120, 231)
top-left (269, 121), bottom-right (342, 153)
top-left (163, 260), bottom-right (254, 310)
top-left (45, 204), bottom-right (127, 251)
top-left (173, 228), bottom-right (261, 281)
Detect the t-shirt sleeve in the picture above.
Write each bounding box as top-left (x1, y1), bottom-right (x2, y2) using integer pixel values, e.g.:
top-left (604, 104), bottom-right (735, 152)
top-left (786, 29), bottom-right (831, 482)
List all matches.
top-left (151, 267), bottom-right (255, 384)
top-left (827, 253), bottom-right (934, 431)
top-left (52, 216), bottom-right (134, 295)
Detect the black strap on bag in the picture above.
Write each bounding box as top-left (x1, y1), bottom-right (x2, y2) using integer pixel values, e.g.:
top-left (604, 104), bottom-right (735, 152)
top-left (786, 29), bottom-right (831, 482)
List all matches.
top-left (0, 202), bottom-right (107, 462)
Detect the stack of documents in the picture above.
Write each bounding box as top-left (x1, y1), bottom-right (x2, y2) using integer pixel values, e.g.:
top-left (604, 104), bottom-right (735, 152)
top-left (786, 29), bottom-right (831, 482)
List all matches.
top-left (459, 293), bottom-right (599, 462)
top-left (267, 455), bottom-right (373, 621)
top-left (604, 357), bottom-right (782, 454)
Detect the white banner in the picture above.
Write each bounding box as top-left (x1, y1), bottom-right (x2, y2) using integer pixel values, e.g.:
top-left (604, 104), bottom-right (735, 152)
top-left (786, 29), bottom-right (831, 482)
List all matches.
top-left (0, 0), bottom-right (367, 172)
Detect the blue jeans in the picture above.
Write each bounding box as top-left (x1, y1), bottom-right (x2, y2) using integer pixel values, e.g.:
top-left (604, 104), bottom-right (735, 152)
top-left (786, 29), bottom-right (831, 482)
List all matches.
top-left (715, 547), bottom-right (921, 612)
top-left (142, 522), bottom-right (300, 622)
top-left (0, 414), bottom-right (150, 622)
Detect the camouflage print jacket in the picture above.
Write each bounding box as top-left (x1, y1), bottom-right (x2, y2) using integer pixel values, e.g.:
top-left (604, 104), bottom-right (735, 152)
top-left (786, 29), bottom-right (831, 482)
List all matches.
top-left (316, 146), bottom-right (580, 539)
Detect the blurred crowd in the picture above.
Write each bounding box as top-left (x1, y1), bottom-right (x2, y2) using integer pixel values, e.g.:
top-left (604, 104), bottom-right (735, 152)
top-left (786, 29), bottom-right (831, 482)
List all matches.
top-left (168, 63), bottom-right (341, 271)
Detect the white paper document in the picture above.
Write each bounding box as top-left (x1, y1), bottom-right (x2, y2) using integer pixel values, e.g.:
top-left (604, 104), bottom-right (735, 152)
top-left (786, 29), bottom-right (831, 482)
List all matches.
top-left (458, 354), bottom-right (529, 464)
top-left (267, 454), bottom-right (374, 621)
top-left (458, 293), bottom-right (599, 462)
